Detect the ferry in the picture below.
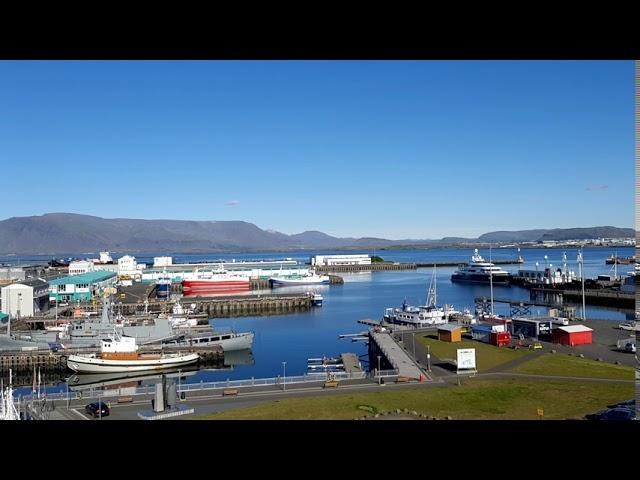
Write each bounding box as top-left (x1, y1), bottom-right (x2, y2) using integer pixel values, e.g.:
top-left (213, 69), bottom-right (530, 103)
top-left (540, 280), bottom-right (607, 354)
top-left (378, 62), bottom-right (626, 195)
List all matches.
top-left (451, 249), bottom-right (511, 285)
top-left (66, 334), bottom-right (199, 373)
top-left (269, 273), bottom-right (330, 287)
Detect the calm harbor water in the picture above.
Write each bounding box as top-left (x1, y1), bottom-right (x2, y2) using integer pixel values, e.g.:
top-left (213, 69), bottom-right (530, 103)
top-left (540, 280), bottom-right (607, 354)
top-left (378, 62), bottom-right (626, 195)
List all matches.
top-left (4, 246), bottom-right (635, 395)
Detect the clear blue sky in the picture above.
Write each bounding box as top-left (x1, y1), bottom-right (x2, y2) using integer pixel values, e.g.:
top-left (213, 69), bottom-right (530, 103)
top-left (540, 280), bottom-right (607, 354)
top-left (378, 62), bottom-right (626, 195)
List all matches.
top-left (0, 61), bottom-right (634, 239)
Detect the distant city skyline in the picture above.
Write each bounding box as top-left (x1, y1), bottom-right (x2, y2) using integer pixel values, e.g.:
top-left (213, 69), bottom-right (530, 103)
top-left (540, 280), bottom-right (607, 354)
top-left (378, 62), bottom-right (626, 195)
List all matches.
top-left (0, 61), bottom-right (634, 239)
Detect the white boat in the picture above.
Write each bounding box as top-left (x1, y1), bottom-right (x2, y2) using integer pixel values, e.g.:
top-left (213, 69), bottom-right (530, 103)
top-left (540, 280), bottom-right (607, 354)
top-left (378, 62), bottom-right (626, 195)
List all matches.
top-left (270, 273), bottom-right (330, 287)
top-left (311, 293), bottom-right (323, 306)
top-left (451, 249), bottom-right (511, 284)
top-left (160, 330), bottom-right (254, 351)
top-left (67, 333), bottom-right (199, 373)
top-left (1, 369), bottom-right (20, 421)
top-left (383, 267), bottom-right (455, 326)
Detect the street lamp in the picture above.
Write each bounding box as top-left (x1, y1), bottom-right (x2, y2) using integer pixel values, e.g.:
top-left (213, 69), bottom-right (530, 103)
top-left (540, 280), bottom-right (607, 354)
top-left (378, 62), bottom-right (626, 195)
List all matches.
top-left (377, 355), bottom-right (381, 385)
top-left (427, 345), bottom-right (431, 372)
top-left (412, 332), bottom-right (416, 359)
top-left (282, 361), bottom-right (286, 391)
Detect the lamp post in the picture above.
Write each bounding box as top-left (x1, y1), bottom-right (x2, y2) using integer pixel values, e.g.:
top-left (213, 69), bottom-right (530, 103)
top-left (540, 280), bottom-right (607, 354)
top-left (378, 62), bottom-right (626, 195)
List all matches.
top-left (427, 345), bottom-right (431, 372)
top-left (178, 369), bottom-right (181, 401)
top-left (412, 332), bottom-right (416, 359)
top-left (282, 361), bottom-right (286, 391)
top-left (17, 293), bottom-right (22, 321)
top-left (377, 355), bottom-right (381, 385)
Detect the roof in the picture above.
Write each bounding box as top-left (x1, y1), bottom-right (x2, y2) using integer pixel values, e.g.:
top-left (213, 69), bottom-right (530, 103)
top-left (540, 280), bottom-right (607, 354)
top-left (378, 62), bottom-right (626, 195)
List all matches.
top-left (16, 278), bottom-right (49, 288)
top-left (438, 324), bottom-right (463, 332)
top-left (557, 325), bottom-right (594, 334)
top-left (49, 271), bottom-right (116, 286)
top-left (472, 324), bottom-right (493, 332)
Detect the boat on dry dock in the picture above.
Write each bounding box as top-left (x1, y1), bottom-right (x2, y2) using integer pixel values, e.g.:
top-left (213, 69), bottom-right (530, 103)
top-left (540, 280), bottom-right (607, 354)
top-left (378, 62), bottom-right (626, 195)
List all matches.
top-left (66, 333), bottom-right (199, 373)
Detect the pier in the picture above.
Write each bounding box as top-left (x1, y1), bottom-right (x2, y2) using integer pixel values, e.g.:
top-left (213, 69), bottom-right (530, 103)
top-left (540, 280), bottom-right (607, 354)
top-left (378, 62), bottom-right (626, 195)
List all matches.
top-left (416, 258), bottom-right (524, 267)
top-left (314, 263), bottom-right (417, 273)
top-left (531, 288), bottom-right (635, 309)
top-left (368, 331), bottom-right (425, 381)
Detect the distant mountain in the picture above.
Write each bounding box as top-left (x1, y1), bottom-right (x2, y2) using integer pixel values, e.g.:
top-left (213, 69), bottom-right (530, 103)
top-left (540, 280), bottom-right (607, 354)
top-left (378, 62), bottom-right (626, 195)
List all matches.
top-left (0, 213), bottom-right (634, 254)
top-left (477, 226), bottom-right (635, 243)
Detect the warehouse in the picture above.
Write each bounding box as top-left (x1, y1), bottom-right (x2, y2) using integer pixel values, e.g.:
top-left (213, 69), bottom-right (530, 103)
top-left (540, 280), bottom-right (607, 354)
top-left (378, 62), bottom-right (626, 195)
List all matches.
top-left (511, 317), bottom-right (553, 340)
top-left (437, 324), bottom-right (463, 343)
top-left (552, 325), bottom-right (593, 347)
top-left (0, 279), bottom-right (50, 318)
top-left (49, 271), bottom-right (116, 304)
top-left (311, 254), bottom-right (371, 266)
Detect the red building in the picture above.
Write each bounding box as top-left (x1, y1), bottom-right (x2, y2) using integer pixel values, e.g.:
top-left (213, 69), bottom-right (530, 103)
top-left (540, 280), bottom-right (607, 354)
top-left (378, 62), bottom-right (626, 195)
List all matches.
top-left (552, 325), bottom-right (593, 346)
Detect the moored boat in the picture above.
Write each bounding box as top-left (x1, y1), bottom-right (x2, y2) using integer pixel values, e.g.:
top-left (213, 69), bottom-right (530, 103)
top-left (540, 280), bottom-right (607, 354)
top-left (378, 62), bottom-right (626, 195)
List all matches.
top-left (451, 249), bottom-right (511, 284)
top-left (269, 273), bottom-right (330, 287)
top-left (66, 334), bottom-right (199, 373)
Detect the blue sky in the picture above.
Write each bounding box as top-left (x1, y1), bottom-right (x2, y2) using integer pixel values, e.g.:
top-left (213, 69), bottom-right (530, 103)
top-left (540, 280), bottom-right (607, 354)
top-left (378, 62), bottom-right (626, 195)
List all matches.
top-left (0, 61), bottom-right (634, 239)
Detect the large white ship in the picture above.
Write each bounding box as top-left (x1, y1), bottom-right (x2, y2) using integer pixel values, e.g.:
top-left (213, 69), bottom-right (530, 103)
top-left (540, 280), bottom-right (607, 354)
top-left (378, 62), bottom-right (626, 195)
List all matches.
top-left (451, 249), bottom-right (511, 284)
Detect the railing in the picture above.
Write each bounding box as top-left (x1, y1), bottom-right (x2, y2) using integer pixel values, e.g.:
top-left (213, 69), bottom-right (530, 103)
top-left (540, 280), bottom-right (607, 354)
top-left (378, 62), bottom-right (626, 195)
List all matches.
top-left (18, 371), bottom-right (371, 403)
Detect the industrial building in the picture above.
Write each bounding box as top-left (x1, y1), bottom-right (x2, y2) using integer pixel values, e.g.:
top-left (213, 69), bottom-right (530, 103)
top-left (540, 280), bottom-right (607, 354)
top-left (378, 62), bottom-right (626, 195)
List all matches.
top-left (511, 317), bottom-right (553, 340)
top-left (437, 324), bottom-right (463, 342)
top-left (48, 271), bottom-right (117, 304)
top-left (68, 260), bottom-right (95, 275)
top-left (311, 254), bottom-right (371, 266)
top-left (552, 325), bottom-right (593, 346)
top-left (0, 264), bottom-right (48, 282)
top-left (1, 278), bottom-right (50, 318)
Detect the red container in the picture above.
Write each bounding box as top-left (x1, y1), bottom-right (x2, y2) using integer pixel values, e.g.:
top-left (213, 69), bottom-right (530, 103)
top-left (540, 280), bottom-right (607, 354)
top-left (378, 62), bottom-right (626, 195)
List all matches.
top-left (490, 331), bottom-right (511, 347)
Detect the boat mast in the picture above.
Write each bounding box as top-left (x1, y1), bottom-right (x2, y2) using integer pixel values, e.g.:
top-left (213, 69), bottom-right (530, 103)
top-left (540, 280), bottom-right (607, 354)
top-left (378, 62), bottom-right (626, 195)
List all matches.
top-left (489, 245), bottom-right (494, 316)
top-left (578, 247), bottom-right (586, 320)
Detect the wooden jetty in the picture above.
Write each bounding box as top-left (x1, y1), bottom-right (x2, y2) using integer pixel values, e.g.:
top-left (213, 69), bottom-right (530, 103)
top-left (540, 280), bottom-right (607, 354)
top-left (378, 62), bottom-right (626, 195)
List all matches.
top-left (315, 263), bottom-right (416, 273)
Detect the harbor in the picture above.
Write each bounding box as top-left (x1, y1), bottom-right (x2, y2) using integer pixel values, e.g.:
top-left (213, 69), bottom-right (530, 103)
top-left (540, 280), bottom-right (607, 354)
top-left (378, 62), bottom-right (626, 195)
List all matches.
top-left (1, 246), bottom-right (636, 419)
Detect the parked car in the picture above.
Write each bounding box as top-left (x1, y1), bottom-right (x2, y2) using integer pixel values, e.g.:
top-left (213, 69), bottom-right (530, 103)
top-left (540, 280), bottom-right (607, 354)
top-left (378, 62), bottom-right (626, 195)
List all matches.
top-left (85, 402), bottom-right (110, 418)
top-left (586, 407), bottom-right (636, 421)
top-left (607, 399), bottom-right (635, 410)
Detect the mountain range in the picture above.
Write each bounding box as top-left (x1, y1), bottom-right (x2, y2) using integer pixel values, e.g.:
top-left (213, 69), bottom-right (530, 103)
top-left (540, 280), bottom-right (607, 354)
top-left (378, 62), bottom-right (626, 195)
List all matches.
top-left (0, 213), bottom-right (634, 254)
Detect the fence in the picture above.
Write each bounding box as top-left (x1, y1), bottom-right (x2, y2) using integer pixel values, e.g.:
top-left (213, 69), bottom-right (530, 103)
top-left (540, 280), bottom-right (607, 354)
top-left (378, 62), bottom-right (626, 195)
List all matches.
top-left (18, 370), bottom-right (374, 403)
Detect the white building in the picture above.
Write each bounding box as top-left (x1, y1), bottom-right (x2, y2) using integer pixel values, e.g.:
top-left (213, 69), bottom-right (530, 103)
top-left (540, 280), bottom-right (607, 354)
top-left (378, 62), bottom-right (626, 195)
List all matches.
top-left (68, 260), bottom-right (95, 276)
top-left (118, 255), bottom-right (139, 276)
top-left (1, 279), bottom-right (50, 318)
top-left (311, 254), bottom-right (372, 266)
top-left (153, 256), bottom-right (173, 267)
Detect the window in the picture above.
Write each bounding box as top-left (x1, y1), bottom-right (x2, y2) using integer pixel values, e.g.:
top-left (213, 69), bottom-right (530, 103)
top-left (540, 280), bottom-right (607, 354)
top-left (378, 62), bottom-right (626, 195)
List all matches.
top-left (221, 335), bottom-right (231, 340)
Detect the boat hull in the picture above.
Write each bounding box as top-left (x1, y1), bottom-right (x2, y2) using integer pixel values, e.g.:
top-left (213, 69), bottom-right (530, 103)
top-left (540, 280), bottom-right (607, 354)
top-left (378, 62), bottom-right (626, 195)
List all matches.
top-left (270, 278), bottom-right (329, 287)
top-left (66, 353), bottom-right (199, 373)
top-left (451, 274), bottom-right (511, 284)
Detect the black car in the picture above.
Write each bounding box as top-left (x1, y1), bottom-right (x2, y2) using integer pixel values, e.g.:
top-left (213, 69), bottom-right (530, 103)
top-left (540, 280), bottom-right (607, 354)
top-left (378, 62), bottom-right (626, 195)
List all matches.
top-left (586, 407), bottom-right (636, 421)
top-left (85, 402), bottom-right (110, 418)
top-left (607, 399), bottom-right (635, 410)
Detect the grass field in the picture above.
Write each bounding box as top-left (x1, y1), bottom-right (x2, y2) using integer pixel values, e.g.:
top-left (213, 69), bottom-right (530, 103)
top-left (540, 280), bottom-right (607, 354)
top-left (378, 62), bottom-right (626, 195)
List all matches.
top-left (509, 353), bottom-right (634, 380)
top-left (193, 378), bottom-right (633, 420)
top-left (416, 334), bottom-right (532, 371)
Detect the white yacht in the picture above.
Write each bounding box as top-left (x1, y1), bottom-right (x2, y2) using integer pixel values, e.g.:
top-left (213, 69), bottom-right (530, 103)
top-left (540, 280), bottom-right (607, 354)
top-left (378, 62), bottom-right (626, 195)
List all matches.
top-left (451, 249), bottom-right (511, 284)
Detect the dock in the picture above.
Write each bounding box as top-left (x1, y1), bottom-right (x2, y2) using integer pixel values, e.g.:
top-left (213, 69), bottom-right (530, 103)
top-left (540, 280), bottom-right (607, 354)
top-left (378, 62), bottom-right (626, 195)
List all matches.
top-left (340, 353), bottom-right (363, 374)
top-left (416, 258), bottom-right (524, 267)
top-left (314, 263), bottom-right (417, 273)
top-left (531, 288), bottom-right (635, 309)
top-left (368, 331), bottom-right (424, 380)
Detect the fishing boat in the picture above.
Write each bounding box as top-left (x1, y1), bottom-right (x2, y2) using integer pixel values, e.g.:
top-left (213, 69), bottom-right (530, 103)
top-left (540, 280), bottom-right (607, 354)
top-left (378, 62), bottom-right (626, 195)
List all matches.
top-left (311, 293), bottom-right (323, 306)
top-left (182, 269), bottom-right (250, 295)
top-left (269, 273), bottom-right (330, 287)
top-left (66, 333), bottom-right (199, 373)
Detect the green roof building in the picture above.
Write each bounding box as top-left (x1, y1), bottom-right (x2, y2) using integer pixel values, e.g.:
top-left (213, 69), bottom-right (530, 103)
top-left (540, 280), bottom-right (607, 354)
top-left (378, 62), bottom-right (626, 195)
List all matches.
top-left (49, 271), bottom-right (117, 303)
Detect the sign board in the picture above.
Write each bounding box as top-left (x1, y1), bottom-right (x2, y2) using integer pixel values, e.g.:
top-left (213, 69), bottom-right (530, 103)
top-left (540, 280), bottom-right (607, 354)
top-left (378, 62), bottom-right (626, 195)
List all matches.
top-left (537, 407), bottom-right (544, 417)
top-left (456, 348), bottom-right (477, 374)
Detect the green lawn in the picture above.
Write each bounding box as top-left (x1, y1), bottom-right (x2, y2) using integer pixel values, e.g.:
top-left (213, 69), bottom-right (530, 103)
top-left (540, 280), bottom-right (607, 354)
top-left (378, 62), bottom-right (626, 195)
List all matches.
top-left (417, 334), bottom-right (532, 371)
top-left (193, 378), bottom-right (633, 420)
top-left (510, 353), bottom-right (634, 380)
